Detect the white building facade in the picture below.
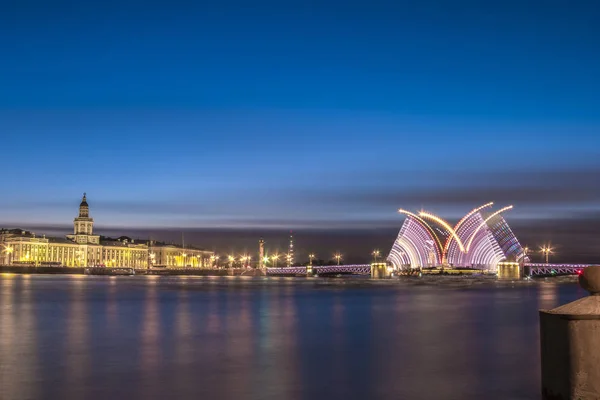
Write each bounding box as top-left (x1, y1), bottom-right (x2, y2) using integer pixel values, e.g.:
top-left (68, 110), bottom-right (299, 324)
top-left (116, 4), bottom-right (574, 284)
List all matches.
top-left (1, 194), bottom-right (213, 268)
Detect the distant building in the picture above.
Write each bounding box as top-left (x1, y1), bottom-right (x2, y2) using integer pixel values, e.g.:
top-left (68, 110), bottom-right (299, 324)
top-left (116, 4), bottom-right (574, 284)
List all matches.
top-left (0, 194), bottom-right (213, 268)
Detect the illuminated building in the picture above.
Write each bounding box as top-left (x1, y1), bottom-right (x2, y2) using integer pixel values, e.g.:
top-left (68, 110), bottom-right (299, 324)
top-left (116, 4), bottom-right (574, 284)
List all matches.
top-left (387, 203), bottom-right (528, 271)
top-left (0, 194), bottom-right (213, 268)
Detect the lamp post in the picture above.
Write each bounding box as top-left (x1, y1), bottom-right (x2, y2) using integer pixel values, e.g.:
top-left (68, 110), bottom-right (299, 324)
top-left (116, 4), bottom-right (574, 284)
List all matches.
top-left (309, 253), bottom-right (315, 266)
top-left (272, 254), bottom-right (279, 268)
top-left (334, 253), bottom-right (342, 265)
top-left (540, 246), bottom-right (553, 264)
top-left (372, 249), bottom-right (380, 263)
top-left (240, 255), bottom-right (249, 268)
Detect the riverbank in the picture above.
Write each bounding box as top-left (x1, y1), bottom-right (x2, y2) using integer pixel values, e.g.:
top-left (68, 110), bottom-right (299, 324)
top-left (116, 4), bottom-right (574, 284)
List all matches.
top-left (0, 265), bottom-right (579, 288)
top-left (0, 265), bottom-right (230, 276)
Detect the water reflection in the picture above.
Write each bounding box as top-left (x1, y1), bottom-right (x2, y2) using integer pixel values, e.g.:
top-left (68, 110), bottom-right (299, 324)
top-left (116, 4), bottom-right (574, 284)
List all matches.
top-left (0, 275), bottom-right (40, 399)
top-left (0, 275), bottom-right (587, 400)
top-left (538, 282), bottom-right (558, 310)
top-left (138, 280), bottom-right (161, 399)
top-left (63, 276), bottom-right (90, 399)
top-left (106, 277), bottom-right (119, 330)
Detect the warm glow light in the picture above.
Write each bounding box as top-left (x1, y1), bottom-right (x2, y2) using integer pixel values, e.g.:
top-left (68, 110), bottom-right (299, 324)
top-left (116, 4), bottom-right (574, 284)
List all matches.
top-left (465, 205), bottom-right (513, 251)
top-left (398, 209), bottom-right (444, 257)
top-left (444, 202), bottom-right (494, 254)
top-left (418, 211), bottom-right (466, 253)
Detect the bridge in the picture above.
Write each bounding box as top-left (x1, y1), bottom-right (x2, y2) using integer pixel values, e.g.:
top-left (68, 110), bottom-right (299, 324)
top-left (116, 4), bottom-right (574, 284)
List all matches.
top-left (267, 262), bottom-right (600, 278)
top-left (267, 264), bottom-right (371, 276)
top-left (525, 263), bottom-right (600, 277)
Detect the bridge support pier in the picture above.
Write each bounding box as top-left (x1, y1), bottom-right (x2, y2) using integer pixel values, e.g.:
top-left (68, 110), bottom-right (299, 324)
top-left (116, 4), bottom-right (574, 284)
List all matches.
top-left (371, 262), bottom-right (391, 279)
top-left (497, 262), bottom-right (522, 280)
top-left (540, 266), bottom-right (600, 399)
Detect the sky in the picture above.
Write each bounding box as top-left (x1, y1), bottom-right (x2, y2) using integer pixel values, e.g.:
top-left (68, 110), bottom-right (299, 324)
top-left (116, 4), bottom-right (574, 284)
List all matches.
top-left (1, 0), bottom-right (600, 262)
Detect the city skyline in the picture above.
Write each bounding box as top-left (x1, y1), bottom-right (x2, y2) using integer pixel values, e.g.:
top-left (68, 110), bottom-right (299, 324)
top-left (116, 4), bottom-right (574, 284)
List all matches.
top-left (0, 193), bottom-right (589, 264)
top-left (1, 1), bottom-right (600, 262)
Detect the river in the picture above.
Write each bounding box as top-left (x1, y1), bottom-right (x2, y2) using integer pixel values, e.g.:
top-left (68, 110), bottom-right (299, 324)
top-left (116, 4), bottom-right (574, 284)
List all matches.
top-left (0, 274), bottom-right (586, 400)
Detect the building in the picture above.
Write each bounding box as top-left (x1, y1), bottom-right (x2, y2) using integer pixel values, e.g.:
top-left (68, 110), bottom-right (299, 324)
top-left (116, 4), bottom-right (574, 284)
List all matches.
top-left (387, 202), bottom-right (528, 271)
top-left (0, 194), bottom-right (213, 268)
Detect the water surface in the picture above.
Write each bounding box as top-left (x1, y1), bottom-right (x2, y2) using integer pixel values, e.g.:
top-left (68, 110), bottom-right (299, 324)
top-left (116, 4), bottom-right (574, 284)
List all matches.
top-left (0, 274), bottom-right (585, 400)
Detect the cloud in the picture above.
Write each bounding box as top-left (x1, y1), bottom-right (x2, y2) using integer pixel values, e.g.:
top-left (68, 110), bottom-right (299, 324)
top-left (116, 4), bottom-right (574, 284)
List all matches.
top-left (298, 165), bottom-right (600, 213)
top-left (8, 211), bottom-right (600, 264)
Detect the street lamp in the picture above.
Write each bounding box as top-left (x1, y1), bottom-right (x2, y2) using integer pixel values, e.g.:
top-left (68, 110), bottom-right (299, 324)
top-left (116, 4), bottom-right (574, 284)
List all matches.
top-left (540, 246), bottom-right (553, 264)
top-left (228, 255), bottom-right (235, 268)
top-left (334, 253), bottom-right (342, 265)
top-left (372, 249), bottom-right (380, 262)
top-left (309, 253), bottom-right (315, 266)
top-left (262, 256), bottom-right (269, 266)
top-left (272, 254), bottom-right (280, 268)
top-left (240, 255), bottom-right (250, 268)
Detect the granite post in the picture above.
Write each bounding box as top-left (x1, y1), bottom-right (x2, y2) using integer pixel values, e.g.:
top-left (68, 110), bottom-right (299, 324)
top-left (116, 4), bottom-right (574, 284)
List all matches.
top-left (540, 266), bottom-right (600, 400)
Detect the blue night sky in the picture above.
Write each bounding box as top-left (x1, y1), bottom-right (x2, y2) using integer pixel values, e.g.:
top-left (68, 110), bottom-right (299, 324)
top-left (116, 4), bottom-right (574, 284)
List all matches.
top-left (1, 1), bottom-right (599, 261)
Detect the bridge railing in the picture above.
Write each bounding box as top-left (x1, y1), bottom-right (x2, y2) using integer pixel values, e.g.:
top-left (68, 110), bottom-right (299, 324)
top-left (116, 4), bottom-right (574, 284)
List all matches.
top-left (525, 263), bottom-right (600, 276)
top-left (266, 264), bottom-right (372, 276)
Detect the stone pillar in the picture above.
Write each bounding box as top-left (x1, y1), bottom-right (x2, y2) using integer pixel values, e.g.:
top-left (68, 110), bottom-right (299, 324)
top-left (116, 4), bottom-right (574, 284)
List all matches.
top-left (540, 266), bottom-right (600, 399)
top-left (371, 262), bottom-right (391, 279)
top-left (497, 262), bottom-right (522, 280)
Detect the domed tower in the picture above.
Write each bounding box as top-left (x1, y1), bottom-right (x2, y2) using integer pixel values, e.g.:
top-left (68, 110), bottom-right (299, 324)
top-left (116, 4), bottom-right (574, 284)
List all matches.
top-left (78, 193), bottom-right (90, 218)
top-left (71, 193), bottom-right (98, 243)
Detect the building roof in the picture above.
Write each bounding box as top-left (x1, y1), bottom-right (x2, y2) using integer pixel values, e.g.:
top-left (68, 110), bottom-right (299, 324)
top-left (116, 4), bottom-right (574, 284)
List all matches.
top-left (80, 193), bottom-right (88, 207)
top-left (47, 237), bottom-right (76, 244)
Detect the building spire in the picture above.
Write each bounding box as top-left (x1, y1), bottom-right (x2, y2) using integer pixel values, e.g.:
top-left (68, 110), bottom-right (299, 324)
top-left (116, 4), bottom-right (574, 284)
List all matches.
top-left (79, 192), bottom-right (89, 217)
top-left (287, 230), bottom-right (294, 267)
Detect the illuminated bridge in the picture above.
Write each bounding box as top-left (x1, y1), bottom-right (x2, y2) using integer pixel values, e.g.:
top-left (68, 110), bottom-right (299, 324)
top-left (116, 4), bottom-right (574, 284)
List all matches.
top-left (267, 264), bottom-right (371, 276)
top-left (525, 263), bottom-right (600, 277)
top-left (388, 202), bottom-right (527, 272)
top-left (267, 263), bottom-right (599, 278)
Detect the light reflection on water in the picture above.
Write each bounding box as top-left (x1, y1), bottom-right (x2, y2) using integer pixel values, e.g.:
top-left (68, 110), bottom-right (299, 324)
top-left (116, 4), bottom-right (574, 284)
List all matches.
top-left (0, 275), bottom-right (586, 400)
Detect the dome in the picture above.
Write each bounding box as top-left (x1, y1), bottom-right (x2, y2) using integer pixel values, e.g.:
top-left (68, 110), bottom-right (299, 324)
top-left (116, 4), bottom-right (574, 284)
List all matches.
top-left (80, 193), bottom-right (88, 207)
